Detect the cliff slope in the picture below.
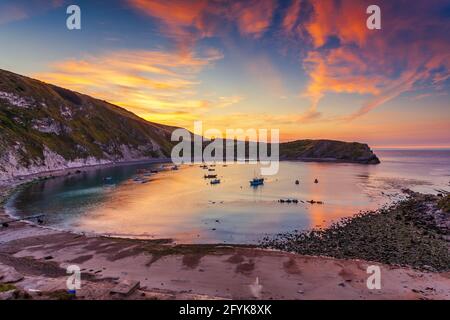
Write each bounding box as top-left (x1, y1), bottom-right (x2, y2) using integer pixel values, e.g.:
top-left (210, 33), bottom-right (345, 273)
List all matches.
top-left (0, 69), bottom-right (176, 181)
top-left (279, 139), bottom-right (380, 164)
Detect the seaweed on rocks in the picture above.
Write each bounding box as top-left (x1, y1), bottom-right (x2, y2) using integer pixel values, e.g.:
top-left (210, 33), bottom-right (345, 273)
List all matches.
top-left (260, 191), bottom-right (450, 272)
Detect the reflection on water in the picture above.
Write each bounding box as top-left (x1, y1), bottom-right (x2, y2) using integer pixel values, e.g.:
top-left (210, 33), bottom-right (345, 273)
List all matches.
top-left (8, 150), bottom-right (450, 244)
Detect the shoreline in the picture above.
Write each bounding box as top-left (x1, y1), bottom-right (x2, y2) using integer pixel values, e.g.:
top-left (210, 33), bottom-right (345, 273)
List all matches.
top-left (261, 191), bottom-right (450, 273)
top-left (0, 157), bottom-right (381, 188)
top-left (0, 159), bottom-right (168, 235)
top-left (0, 157), bottom-right (172, 188)
top-left (0, 157), bottom-right (382, 242)
top-left (1, 171), bottom-right (449, 299)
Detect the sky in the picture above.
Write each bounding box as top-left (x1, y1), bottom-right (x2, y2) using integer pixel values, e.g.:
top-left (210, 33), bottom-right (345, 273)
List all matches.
top-left (0, 0), bottom-right (449, 148)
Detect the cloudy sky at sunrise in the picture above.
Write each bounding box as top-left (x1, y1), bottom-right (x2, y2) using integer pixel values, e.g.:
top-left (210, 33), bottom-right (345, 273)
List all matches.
top-left (0, 0), bottom-right (449, 148)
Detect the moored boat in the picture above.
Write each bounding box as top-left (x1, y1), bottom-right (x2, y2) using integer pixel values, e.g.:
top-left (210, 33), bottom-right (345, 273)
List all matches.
top-left (250, 177), bottom-right (264, 186)
top-left (210, 179), bottom-right (221, 185)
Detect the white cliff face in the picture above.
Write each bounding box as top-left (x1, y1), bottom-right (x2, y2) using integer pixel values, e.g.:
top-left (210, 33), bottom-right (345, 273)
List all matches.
top-left (31, 118), bottom-right (62, 134)
top-left (60, 105), bottom-right (73, 119)
top-left (0, 75), bottom-right (174, 183)
top-left (0, 143), bottom-right (163, 183)
top-left (0, 91), bottom-right (33, 108)
top-left (118, 144), bottom-right (156, 161)
top-left (0, 147), bottom-right (111, 182)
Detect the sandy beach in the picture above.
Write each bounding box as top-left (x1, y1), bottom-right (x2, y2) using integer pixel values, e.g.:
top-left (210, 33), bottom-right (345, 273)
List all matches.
top-left (1, 169), bottom-right (449, 300)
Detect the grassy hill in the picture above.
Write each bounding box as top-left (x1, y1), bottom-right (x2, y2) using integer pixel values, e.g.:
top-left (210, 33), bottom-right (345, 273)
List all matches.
top-left (0, 69), bottom-right (177, 180)
top-left (0, 69), bottom-right (379, 181)
top-left (279, 139), bottom-right (380, 164)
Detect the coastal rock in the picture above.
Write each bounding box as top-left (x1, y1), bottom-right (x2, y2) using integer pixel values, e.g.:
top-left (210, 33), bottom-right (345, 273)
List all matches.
top-left (110, 280), bottom-right (140, 296)
top-left (279, 139), bottom-right (380, 164)
top-left (0, 265), bottom-right (24, 283)
top-left (0, 91), bottom-right (33, 108)
top-left (260, 192), bottom-right (450, 272)
top-left (0, 289), bottom-right (16, 300)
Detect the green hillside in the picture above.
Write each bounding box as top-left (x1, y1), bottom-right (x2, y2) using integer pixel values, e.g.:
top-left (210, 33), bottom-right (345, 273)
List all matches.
top-left (0, 69), bottom-right (379, 180)
top-left (0, 69), bottom-right (177, 177)
top-left (279, 139), bottom-right (380, 164)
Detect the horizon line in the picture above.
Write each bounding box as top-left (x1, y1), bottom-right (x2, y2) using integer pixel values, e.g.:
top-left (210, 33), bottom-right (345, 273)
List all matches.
top-left (372, 145), bottom-right (450, 150)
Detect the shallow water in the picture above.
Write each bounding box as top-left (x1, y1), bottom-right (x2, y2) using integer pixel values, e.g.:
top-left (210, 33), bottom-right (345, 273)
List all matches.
top-left (8, 150), bottom-right (450, 244)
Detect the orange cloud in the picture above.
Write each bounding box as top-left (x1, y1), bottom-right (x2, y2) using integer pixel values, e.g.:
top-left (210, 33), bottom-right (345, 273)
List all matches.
top-left (282, 0), bottom-right (302, 34)
top-left (34, 49), bottom-right (231, 127)
top-left (130, 0), bottom-right (207, 27)
top-left (300, 0), bottom-right (450, 120)
top-left (127, 0), bottom-right (210, 49)
top-left (127, 0), bottom-right (276, 45)
top-left (305, 0), bottom-right (369, 48)
top-left (229, 0), bottom-right (277, 38)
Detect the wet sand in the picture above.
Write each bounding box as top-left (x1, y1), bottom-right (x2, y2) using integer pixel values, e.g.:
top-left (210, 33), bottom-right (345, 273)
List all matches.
top-left (1, 172), bottom-right (449, 300)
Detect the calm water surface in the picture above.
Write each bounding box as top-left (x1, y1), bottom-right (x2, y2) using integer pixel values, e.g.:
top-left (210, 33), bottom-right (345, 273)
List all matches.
top-left (8, 150), bottom-right (450, 244)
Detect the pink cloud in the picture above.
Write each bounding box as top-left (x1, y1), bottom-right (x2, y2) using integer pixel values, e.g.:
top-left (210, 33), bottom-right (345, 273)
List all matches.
top-left (0, 0), bottom-right (64, 25)
top-left (300, 0), bottom-right (450, 120)
top-left (127, 0), bottom-right (277, 46)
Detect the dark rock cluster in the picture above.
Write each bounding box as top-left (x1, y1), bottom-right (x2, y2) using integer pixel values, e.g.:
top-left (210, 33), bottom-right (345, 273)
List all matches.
top-left (260, 191), bottom-right (450, 272)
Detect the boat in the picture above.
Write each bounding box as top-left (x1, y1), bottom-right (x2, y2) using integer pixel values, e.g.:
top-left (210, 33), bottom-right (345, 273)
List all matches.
top-left (278, 199), bottom-right (298, 203)
top-left (200, 164), bottom-right (208, 169)
top-left (278, 198), bottom-right (299, 204)
top-left (250, 177), bottom-right (264, 186)
top-left (204, 174), bottom-right (218, 179)
top-left (210, 179), bottom-right (221, 185)
top-left (208, 168), bottom-right (215, 172)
